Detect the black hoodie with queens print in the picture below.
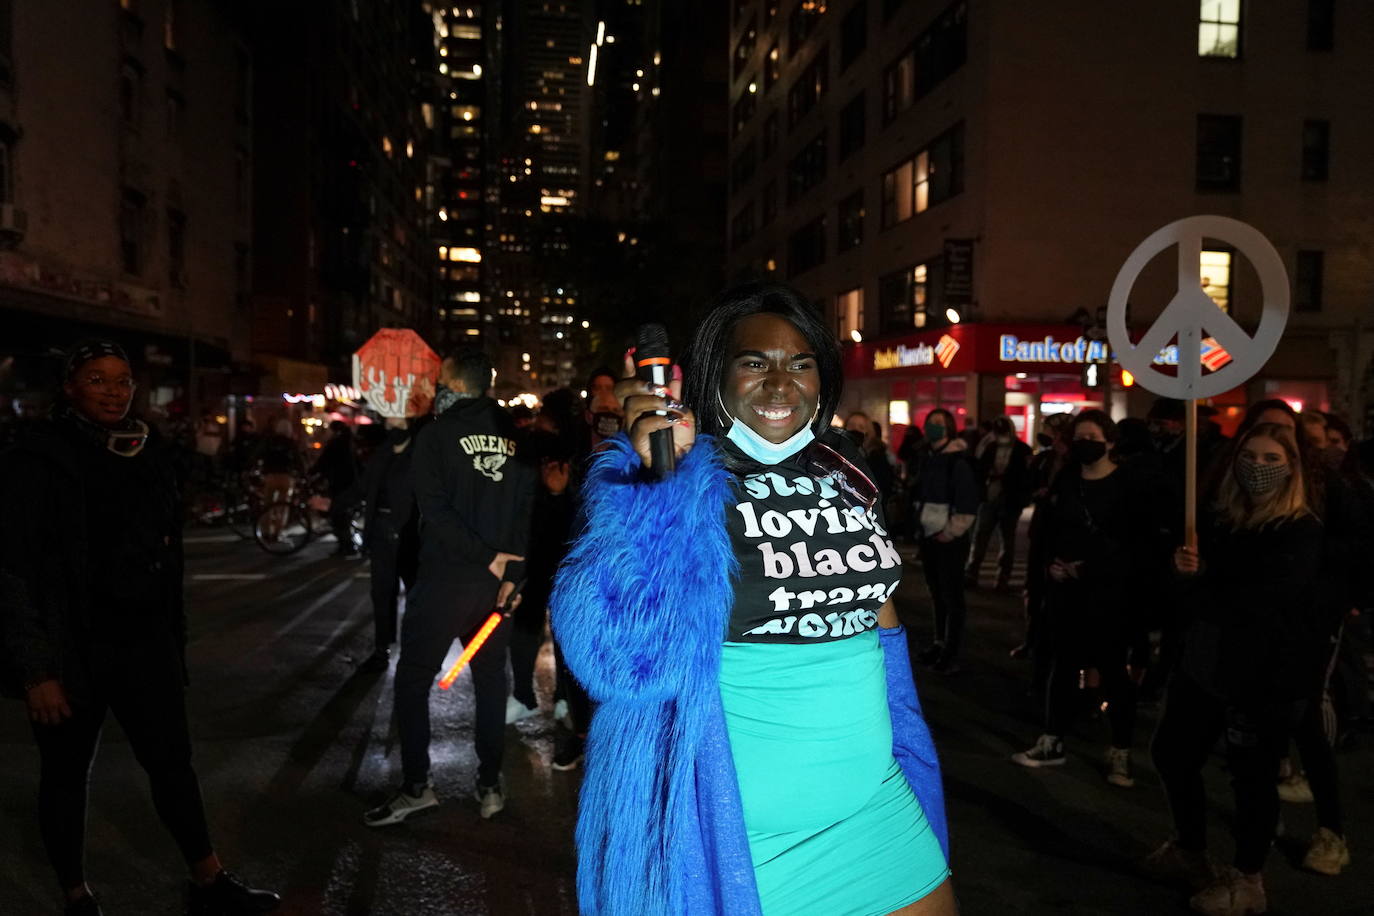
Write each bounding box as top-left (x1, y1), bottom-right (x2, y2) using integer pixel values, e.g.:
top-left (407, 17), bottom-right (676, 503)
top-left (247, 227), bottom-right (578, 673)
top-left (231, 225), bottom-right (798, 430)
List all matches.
top-left (412, 396), bottom-right (536, 584)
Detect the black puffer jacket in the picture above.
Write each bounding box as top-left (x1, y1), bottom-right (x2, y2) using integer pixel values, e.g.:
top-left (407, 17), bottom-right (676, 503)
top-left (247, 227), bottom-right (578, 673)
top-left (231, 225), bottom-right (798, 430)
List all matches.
top-left (0, 417), bottom-right (185, 700)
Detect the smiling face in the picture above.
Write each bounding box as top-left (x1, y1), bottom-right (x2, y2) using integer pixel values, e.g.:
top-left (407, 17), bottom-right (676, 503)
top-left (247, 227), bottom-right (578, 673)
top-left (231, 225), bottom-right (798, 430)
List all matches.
top-left (721, 313), bottom-right (821, 444)
top-left (63, 355), bottom-right (135, 427)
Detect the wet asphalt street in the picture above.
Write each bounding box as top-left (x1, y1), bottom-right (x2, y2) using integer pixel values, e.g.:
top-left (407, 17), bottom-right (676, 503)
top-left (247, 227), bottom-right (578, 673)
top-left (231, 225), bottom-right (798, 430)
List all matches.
top-left (2, 529), bottom-right (1372, 915)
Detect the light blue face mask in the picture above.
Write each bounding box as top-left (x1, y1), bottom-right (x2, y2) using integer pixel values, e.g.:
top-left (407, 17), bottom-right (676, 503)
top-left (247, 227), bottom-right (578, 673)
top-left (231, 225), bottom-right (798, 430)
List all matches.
top-left (721, 393), bottom-right (816, 464)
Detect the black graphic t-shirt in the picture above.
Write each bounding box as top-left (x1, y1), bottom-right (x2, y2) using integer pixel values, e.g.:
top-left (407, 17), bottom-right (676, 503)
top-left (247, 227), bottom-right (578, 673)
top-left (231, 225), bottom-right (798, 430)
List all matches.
top-left (724, 436), bottom-right (903, 643)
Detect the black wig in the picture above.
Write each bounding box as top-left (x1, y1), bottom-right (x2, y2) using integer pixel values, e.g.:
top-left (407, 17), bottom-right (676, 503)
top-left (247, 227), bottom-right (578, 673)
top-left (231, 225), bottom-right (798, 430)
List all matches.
top-left (681, 281), bottom-right (842, 439)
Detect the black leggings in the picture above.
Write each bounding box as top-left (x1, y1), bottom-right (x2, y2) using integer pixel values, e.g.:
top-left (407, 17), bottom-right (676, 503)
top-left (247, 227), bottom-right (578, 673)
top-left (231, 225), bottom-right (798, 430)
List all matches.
top-left (1042, 587), bottom-right (1140, 748)
top-left (30, 637), bottom-right (212, 890)
top-left (1151, 676), bottom-right (1305, 874)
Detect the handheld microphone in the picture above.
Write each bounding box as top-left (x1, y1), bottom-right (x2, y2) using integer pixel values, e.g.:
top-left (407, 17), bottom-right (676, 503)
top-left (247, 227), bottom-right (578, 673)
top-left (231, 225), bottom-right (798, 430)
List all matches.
top-left (635, 323), bottom-right (676, 477)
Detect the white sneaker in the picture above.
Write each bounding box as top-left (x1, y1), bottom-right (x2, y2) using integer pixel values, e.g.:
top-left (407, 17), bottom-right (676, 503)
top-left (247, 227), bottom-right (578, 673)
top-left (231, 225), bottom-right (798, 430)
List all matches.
top-left (505, 696), bottom-right (538, 724)
top-left (1012, 734), bottom-right (1066, 768)
top-left (475, 778), bottom-right (505, 820)
top-left (1106, 747), bottom-right (1135, 788)
top-left (1189, 867), bottom-right (1266, 916)
top-left (1277, 772), bottom-right (1313, 803)
top-left (553, 698), bottom-right (572, 730)
top-left (363, 785), bottom-right (439, 827)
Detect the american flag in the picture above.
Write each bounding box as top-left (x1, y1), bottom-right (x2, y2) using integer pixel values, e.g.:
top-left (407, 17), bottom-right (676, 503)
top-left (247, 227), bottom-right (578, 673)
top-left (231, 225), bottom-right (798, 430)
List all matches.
top-left (935, 334), bottom-right (960, 368)
top-left (1200, 337), bottom-right (1232, 372)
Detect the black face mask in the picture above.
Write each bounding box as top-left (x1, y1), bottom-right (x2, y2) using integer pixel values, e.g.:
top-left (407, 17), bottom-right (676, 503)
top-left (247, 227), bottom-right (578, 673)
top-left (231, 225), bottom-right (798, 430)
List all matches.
top-left (1037, 433), bottom-right (1054, 449)
top-left (1071, 439), bottom-right (1108, 466)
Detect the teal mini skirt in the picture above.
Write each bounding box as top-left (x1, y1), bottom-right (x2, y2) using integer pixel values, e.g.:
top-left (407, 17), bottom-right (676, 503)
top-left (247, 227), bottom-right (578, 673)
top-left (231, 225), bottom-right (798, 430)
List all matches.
top-left (719, 630), bottom-right (950, 915)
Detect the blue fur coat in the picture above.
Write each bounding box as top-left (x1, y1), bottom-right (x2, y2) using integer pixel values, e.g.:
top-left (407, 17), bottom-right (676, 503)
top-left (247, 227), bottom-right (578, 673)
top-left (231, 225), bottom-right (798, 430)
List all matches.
top-left (551, 434), bottom-right (949, 916)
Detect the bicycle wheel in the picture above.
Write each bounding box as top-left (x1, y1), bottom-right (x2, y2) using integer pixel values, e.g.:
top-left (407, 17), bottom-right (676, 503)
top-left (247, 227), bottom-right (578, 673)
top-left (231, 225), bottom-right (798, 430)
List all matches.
top-left (254, 501), bottom-right (311, 555)
top-left (225, 488), bottom-right (258, 539)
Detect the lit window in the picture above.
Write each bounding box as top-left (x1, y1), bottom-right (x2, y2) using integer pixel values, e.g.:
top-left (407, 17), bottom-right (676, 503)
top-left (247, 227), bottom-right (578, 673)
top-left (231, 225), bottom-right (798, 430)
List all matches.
top-left (836, 287), bottom-right (864, 339)
top-left (451, 247), bottom-right (482, 263)
top-left (1200, 249), bottom-right (1232, 312)
top-left (1198, 0), bottom-right (1241, 58)
top-left (382, 136), bottom-right (393, 156)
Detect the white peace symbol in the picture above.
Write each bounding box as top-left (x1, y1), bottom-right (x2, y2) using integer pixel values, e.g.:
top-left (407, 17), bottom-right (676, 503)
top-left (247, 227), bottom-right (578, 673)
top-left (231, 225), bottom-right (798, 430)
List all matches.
top-left (1107, 215), bottom-right (1290, 400)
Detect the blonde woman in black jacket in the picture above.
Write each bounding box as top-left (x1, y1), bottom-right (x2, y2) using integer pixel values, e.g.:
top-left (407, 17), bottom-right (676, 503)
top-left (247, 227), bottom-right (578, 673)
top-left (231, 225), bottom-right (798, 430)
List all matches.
top-left (1147, 423), bottom-right (1325, 916)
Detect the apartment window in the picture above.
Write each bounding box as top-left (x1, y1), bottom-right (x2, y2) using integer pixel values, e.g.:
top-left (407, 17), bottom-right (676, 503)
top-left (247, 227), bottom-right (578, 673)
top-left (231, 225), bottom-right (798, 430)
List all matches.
top-left (838, 189), bottom-right (864, 251)
top-left (732, 140), bottom-right (758, 190)
top-left (787, 45), bottom-right (828, 129)
top-left (882, 1), bottom-right (965, 123)
top-left (762, 111), bottom-right (780, 158)
top-left (1200, 248), bottom-right (1232, 312)
top-left (1198, 0), bottom-right (1241, 58)
top-left (1307, 0), bottom-right (1334, 50)
top-left (1196, 115), bottom-right (1242, 191)
top-left (839, 92), bottom-right (865, 160)
top-left (1301, 119), bottom-right (1329, 182)
top-left (119, 189), bottom-right (146, 276)
top-left (786, 130), bottom-right (827, 203)
top-left (166, 90), bottom-right (185, 139)
top-left (1294, 250), bottom-right (1323, 312)
top-left (764, 43), bottom-right (782, 93)
top-left (0, 141), bottom-right (11, 204)
top-left (788, 215), bottom-right (827, 277)
top-left (879, 261), bottom-right (941, 331)
top-left (762, 181), bottom-right (778, 225)
top-left (881, 122), bottom-right (963, 227)
top-left (734, 15), bottom-right (758, 79)
top-left (836, 287), bottom-right (864, 339)
top-left (164, 0), bottom-right (182, 51)
top-left (168, 210), bottom-right (187, 286)
top-left (733, 82), bottom-right (758, 136)
top-left (787, 0), bottom-right (828, 59)
top-left (840, 1), bottom-right (867, 71)
top-left (731, 202), bottom-right (758, 249)
top-left (119, 61), bottom-right (143, 130)
top-left (0, 0), bottom-right (13, 85)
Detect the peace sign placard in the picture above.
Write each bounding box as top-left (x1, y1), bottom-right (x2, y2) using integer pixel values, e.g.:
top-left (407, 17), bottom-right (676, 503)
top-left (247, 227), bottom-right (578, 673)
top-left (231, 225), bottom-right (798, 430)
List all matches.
top-left (1107, 216), bottom-right (1290, 400)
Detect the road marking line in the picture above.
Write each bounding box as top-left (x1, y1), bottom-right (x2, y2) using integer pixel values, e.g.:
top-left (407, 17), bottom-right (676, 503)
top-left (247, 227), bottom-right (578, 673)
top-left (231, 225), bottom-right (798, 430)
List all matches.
top-left (273, 578), bottom-right (356, 639)
top-left (184, 534), bottom-right (243, 544)
top-left (191, 573), bottom-right (269, 581)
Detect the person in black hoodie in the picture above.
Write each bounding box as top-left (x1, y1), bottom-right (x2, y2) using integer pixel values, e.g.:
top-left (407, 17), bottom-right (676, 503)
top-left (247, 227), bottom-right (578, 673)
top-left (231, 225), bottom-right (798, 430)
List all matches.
top-left (965, 415), bottom-right (1032, 591)
top-left (356, 416), bottom-right (427, 672)
top-left (0, 341), bottom-right (278, 916)
top-left (363, 348), bottom-right (535, 827)
top-left (1147, 422), bottom-right (1324, 916)
top-left (1011, 410), bottom-right (1166, 786)
top-left (311, 420), bottom-right (359, 556)
top-left (911, 408), bottom-right (981, 674)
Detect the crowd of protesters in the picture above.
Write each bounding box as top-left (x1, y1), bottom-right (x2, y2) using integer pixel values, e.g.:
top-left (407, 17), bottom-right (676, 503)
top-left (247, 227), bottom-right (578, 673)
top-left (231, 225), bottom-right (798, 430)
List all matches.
top-left (889, 391), bottom-right (1373, 915)
top-left (5, 316), bottom-right (1374, 915)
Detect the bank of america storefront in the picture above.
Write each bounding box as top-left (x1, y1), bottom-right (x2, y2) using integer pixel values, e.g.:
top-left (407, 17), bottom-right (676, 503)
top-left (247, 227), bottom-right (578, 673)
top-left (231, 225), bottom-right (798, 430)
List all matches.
top-left (835, 322), bottom-right (1296, 449)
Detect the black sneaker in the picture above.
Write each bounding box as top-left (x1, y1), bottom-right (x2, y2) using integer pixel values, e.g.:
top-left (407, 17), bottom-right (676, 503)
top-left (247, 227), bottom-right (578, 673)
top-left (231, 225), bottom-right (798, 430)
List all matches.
top-left (358, 648), bottom-right (390, 672)
top-left (65, 894), bottom-right (103, 916)
top-left (475, 778), bottom-right (506, 819)
top-left (363, 784), bottom-right (439, 827)
top-left (552, 734), bottom-right (585, 771)
top-left (185, 871), bottom-right (280, 915)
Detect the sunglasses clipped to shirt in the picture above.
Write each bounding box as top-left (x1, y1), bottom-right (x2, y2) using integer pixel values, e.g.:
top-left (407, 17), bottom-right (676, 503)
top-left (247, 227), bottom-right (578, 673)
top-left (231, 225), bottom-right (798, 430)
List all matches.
top-left (796, 439), bottom-right (880, 513)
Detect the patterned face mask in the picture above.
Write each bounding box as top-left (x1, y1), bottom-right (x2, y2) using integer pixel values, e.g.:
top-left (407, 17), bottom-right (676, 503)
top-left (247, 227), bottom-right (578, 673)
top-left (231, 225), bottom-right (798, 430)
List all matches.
top-left (1235, 456), bottom-right (1291, 496)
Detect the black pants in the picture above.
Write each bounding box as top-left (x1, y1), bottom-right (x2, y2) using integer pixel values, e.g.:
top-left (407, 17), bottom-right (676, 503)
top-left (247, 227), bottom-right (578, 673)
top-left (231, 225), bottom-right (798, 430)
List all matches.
top-left (921, 534), bottom-right (970, 659)
top-left (30, 636), bottom-right (212, 889)
top-left (395, 569), bottom-right (509, 787)
top-left (368, 513), bottom-right (418, 649)
top-left (508, 569), bottom-right (552, 709)
top-left (967, 497), bottom-right (1020, 582)
top-left (1151, 676), bottom-right (1305, 874)
top-left (1044, 638), bottom-right (1138, 748)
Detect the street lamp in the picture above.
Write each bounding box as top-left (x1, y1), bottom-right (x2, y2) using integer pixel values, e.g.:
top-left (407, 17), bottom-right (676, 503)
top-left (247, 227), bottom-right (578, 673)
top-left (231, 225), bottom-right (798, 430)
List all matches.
top-left (945, 308), bottom-right (961, 324)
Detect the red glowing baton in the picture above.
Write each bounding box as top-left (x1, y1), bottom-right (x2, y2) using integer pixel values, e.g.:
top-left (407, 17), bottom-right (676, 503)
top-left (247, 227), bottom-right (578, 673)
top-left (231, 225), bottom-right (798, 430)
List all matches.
top-left (438, 612), bottom-right (504, 690)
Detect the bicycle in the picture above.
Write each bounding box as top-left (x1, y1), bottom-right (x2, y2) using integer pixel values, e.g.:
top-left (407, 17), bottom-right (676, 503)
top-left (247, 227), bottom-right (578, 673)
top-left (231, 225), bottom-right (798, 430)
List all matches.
top-left (254, 475), bottom-right (364, 556)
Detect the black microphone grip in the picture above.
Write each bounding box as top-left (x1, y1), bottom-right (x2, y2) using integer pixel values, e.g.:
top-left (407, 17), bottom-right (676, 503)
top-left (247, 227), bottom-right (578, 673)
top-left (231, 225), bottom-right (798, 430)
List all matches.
top-left (635, 323), bottom-right (676, 479)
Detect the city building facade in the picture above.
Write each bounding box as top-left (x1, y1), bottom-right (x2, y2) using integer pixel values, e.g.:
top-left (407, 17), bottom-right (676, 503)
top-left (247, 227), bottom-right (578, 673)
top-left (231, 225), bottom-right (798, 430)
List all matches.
top-left (727, 0), bottom-right (1374, 442)
top-left (0, 0), bottom-right (254, 424)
